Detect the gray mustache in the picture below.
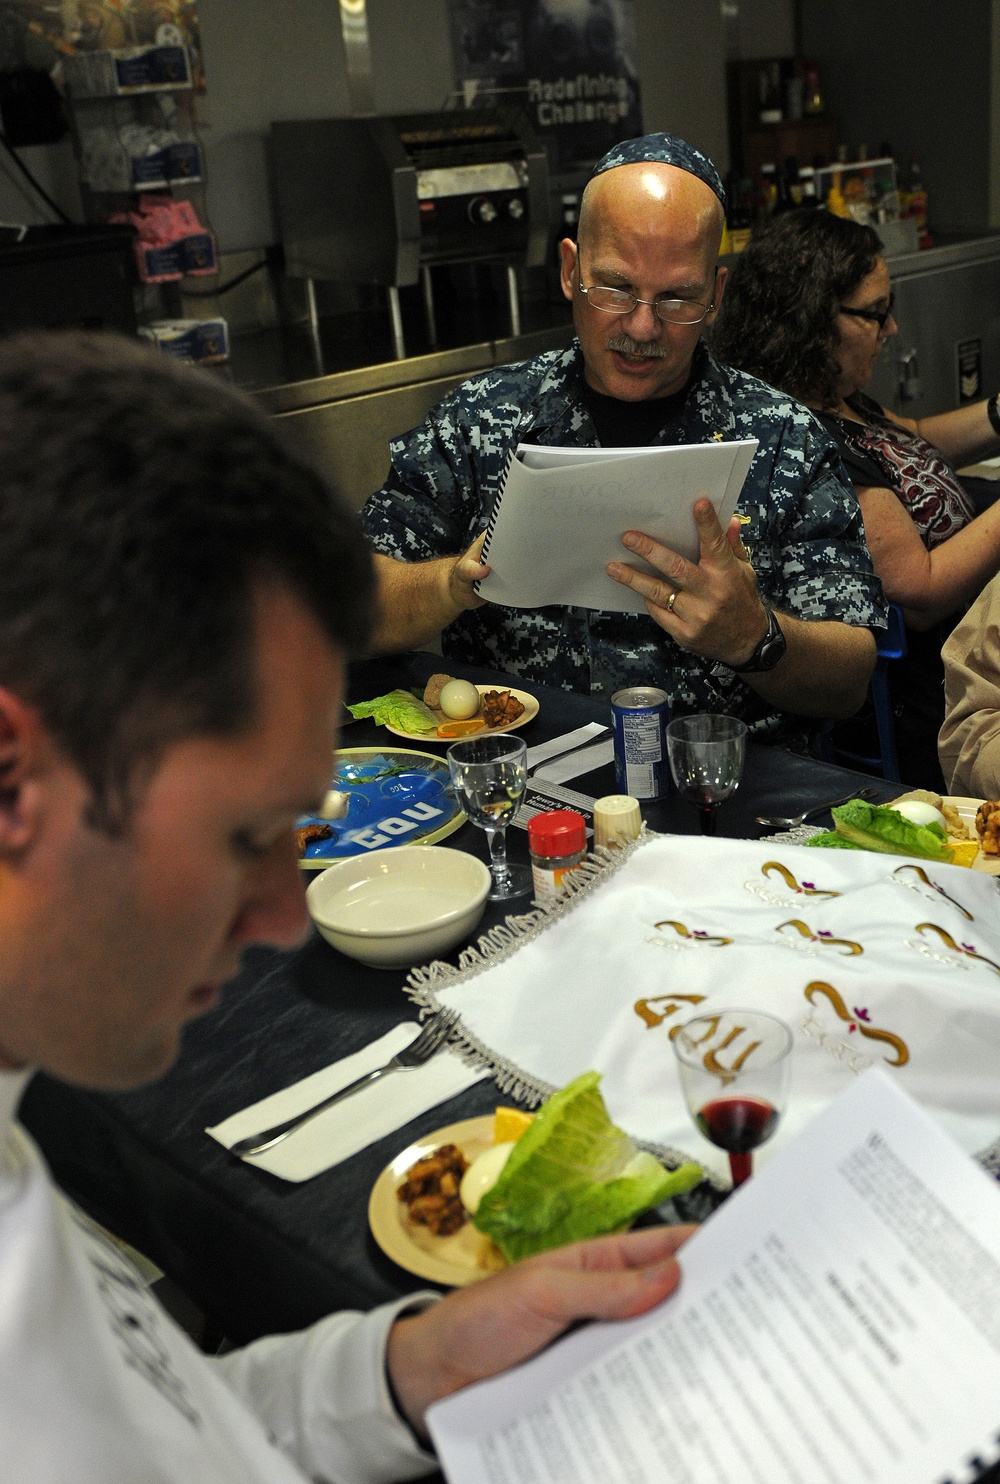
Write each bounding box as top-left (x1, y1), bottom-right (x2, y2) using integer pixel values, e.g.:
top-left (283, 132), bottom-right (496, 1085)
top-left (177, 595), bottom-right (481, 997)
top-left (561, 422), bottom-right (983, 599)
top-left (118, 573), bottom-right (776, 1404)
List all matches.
top-left (606, 333), bottom-right (668, 359)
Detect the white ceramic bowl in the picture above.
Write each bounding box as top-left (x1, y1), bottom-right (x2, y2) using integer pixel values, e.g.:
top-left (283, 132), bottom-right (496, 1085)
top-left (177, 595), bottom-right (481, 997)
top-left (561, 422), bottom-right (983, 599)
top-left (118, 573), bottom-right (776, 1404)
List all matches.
top-left (305, 846), bottom-right (491, 969)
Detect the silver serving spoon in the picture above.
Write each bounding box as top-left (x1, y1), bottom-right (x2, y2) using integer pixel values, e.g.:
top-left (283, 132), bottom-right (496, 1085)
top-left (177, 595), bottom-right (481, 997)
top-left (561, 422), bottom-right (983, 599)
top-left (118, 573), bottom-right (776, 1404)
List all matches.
top-left (756, 785), bottom-right (878, 831)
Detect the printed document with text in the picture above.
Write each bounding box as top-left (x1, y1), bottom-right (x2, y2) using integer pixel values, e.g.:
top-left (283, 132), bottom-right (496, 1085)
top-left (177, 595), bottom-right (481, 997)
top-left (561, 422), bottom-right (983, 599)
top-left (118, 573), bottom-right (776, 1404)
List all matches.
top-left (475, 438), bottom-right (758, 612)
top-left (429, 1071), bottom-right (1000, 1484)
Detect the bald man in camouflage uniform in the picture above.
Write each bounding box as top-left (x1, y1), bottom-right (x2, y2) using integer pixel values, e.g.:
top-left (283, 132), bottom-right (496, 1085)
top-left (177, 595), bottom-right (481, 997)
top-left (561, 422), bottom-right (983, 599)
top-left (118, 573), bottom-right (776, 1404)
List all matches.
top-left (362, 133), bottom-right (885, 732)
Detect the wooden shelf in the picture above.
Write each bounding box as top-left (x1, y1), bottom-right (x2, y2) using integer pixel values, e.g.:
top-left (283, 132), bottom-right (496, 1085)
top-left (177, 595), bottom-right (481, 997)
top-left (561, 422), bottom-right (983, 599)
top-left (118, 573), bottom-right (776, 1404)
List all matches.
top-left (729, 58), bottom-right (840, 177)
top-left (742, 118), bottom-right (840, 177)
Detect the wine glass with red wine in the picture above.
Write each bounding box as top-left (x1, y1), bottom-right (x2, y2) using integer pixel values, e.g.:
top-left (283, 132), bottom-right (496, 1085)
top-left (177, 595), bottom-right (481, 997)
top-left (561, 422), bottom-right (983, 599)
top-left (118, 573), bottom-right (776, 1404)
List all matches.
top-left (671, 1009), bottom-right (793, 1187)
top-left (665, 714), bottom-right (747, 836)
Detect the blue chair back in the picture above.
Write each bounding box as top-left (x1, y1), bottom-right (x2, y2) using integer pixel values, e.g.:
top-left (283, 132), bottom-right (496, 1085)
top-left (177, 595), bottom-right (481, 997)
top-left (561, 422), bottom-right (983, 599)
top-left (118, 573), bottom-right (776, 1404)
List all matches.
top-left (816, 604), bottom-right (907, 781)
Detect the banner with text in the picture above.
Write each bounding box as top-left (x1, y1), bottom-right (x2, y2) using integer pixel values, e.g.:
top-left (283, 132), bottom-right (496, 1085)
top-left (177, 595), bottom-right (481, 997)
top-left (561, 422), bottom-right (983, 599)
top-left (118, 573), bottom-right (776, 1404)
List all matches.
top-left (447, 0), bottom-right (642, 178)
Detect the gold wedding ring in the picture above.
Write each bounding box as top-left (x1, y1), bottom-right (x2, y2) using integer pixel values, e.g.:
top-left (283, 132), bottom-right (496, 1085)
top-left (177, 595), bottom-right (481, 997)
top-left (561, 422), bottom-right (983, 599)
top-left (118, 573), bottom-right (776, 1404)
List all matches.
top-left (666, 590), bottom-right (678, 614)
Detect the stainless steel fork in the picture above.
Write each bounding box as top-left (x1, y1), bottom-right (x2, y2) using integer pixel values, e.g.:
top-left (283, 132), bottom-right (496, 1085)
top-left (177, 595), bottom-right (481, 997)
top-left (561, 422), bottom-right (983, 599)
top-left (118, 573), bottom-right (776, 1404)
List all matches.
top-left (230, 1011), bottom-right (460, 1158)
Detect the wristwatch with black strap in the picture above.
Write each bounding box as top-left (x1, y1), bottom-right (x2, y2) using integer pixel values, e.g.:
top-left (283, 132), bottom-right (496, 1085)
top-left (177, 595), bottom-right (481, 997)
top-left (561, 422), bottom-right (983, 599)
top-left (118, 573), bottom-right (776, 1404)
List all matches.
top-left (727, 605), bottom-right (787, 673)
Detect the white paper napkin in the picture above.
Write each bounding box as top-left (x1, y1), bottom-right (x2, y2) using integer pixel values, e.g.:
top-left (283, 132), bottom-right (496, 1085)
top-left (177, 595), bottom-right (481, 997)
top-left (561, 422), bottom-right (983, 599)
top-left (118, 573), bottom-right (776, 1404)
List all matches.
top-left (525, 722), bottom-right (607, 770)
top-left (532, 740), bottom-right (615, 784)
top-left (206, 1024), bottom-right (488, 1182)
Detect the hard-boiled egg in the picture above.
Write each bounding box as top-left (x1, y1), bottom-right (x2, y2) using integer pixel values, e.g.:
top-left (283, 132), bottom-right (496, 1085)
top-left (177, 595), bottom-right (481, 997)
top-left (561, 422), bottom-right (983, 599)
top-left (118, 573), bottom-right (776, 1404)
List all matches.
top-left (317, 789), bottom-right (350, 820)
top-left (459, 1141), bottom-right (515, 1214)
top-left (893, 799), bottom-right (947, 830)
top-left (439, 678), bottom-right (481, 720)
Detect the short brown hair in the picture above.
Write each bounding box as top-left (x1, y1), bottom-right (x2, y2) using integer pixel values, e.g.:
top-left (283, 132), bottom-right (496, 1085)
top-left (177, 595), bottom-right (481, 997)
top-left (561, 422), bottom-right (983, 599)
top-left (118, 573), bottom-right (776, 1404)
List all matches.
top-left (0, 331), bottom-right (374, 828)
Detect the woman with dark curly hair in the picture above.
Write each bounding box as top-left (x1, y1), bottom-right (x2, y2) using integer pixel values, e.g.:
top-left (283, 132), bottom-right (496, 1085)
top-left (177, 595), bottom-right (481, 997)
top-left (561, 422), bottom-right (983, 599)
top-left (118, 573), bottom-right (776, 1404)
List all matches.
top-left (712, 209), bottom-right (1000, 786)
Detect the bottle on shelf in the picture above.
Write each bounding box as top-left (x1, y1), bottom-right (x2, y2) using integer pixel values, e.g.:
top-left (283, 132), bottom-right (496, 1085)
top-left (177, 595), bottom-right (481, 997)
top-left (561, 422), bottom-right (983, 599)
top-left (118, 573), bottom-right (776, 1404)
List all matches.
top-left (826, 168), bottom-right (850, 219)
top-left (842, 163), bottom-right (871, 225)
top-left (798, 164), bottom-right (818, 207)
top-left (723, 171), bottom-right (753, 253)
top-left (861, 164), bottom-right (878, 219)
top-left (802, 59), bottom-right (824, 115)
top-left (772, 159), bottom-right (798, 216)
top-left (875, 142), bottom-right (901, 221)
top-left (901, 157), bottom-right (932, 249)
top-left (758, 60), bottom-right (784, 125)
top-left (784, 68), bottom-right (804, 122)
top-left (758, 161), bottom-right (778, 219)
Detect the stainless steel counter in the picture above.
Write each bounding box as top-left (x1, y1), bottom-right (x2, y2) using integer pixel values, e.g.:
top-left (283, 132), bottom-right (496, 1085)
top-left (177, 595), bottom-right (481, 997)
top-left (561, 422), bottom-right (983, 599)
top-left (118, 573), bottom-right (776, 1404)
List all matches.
top-left (254, 321), bottom-right (573, 512)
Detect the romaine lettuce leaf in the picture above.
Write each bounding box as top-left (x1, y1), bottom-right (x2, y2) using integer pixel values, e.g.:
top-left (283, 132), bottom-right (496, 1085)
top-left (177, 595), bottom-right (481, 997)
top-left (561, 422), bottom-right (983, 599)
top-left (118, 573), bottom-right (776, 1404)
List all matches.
top-left (804, 830), bottom-right (866, 850)
top-left (347, 688), bottom-right (438, 733)
top-left (831, 799), bottom-right (953, 862)
top-left (472, 1071), bottom-right (702, 1263)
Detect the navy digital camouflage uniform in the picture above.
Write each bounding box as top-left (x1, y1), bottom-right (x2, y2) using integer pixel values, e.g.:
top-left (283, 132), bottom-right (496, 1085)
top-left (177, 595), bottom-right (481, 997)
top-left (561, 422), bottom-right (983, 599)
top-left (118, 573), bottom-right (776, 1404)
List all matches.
top-left (361, 339), bottom-right (887, 726)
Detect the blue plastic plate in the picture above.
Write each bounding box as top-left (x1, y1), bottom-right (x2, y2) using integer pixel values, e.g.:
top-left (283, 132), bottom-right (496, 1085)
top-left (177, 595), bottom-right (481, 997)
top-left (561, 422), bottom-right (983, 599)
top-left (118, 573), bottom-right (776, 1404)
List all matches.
top-left (297, 748), bottom-right (464, 866)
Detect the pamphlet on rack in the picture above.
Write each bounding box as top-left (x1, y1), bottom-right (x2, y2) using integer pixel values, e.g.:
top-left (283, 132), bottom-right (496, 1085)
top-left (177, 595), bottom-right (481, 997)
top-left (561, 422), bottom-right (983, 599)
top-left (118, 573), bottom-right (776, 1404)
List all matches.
top-left (428, 1070), bottom-right (1000, 1484)
top-left (475, 438), bottom-right (757, 613)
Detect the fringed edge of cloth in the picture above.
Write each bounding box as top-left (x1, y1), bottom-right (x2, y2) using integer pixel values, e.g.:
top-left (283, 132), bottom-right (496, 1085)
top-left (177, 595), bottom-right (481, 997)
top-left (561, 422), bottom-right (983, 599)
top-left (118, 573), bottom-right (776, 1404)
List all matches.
top-left (405, 827), bottom-right (722, 1182)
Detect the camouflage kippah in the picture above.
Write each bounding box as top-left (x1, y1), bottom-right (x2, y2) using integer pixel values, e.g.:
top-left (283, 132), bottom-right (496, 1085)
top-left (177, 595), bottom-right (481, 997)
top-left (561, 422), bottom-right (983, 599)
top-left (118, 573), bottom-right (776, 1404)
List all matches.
top-left (590, 133), bottom-right (725, 208)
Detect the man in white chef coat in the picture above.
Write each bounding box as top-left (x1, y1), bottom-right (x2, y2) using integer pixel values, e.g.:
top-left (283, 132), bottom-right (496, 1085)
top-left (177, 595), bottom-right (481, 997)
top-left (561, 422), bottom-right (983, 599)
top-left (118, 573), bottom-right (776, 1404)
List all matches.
top-left (0, 331), bottom-right (690, 1482)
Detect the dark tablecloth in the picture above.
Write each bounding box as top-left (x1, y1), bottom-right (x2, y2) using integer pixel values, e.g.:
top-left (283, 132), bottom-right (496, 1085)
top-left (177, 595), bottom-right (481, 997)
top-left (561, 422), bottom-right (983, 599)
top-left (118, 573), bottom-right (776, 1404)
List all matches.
top-left (20, 652), bottom-right (905, 1344)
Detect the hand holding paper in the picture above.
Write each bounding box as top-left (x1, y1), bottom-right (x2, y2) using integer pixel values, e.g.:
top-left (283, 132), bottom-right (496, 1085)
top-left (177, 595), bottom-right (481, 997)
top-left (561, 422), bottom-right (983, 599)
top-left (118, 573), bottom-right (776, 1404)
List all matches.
top-left (474, 439), bottom-right (757, 613)
top-left (385, 1224), bottom-right (695, 1439)
top-left (447, 530), bottom-right (490, 614)
top-left (610, 497), bottom-right (769, 666)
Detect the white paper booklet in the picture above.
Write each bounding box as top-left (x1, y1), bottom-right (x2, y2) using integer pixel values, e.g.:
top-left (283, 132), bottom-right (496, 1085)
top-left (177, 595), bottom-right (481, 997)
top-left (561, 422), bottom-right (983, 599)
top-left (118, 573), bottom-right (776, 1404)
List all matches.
top-left (429, 1070), bottom-right (1000, 1484)
top-left (475, 438), bottom-right (758, 612)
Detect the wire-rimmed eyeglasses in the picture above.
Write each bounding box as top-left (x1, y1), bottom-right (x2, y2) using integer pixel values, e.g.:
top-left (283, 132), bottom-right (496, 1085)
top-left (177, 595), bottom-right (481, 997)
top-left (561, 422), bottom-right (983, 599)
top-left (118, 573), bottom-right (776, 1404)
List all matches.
top-left (838, 292), bottom-right (896, 331)
top-left (577, 279), bottom-right (715, 326)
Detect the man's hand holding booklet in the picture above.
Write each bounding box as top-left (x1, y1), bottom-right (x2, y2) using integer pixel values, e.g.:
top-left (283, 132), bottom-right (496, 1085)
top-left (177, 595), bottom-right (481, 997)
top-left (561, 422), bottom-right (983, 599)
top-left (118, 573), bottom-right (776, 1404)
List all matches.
top-left (428, 1070), bottom-right (1000, 1484)
top-left (474, 439), bottom-right (758, 612)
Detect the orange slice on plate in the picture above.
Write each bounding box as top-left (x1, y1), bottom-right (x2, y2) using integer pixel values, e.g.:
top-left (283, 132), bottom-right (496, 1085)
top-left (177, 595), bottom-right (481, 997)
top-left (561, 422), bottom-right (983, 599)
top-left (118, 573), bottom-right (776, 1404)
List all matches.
top-left (437, 718), bottom-right (486, 738)
top-left (494, 1107), bottom-right (534, 1142)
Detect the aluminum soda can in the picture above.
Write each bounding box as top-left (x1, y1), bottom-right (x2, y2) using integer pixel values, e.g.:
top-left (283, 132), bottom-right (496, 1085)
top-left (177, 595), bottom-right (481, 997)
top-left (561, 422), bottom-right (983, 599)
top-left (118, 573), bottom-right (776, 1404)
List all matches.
top-left (610, 687), bottom-right (671, 800)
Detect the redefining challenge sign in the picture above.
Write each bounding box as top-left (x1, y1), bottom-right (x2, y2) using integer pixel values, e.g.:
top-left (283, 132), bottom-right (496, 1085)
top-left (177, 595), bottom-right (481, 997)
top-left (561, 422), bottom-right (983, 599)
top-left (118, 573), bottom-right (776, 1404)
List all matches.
top-left (447, 0), bottom-right (642, 176)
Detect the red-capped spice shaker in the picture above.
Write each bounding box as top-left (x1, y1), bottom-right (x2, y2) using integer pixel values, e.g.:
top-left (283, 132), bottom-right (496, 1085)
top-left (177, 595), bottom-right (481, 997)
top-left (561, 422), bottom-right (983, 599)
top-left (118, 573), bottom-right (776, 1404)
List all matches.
top-left (527, 809), bottom-right (588, 898)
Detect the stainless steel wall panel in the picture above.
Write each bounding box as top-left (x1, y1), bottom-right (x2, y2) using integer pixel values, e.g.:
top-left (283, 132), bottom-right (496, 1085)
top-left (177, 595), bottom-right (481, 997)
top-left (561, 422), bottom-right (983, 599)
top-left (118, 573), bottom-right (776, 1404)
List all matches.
top-left (265, 322), bottom-right (573, 511)
top-left (867, 250), bottom-right (1000, 416)
top-left (275, 374), bottom-right (474, 511)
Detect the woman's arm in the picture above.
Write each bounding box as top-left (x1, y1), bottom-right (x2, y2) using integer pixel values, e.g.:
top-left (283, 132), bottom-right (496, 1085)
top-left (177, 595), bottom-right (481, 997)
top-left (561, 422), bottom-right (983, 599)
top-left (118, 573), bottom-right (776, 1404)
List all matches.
top-left (882, 396), bottom-right (1000, 467)
top-left (858, 485), bottom-right (1000, 629)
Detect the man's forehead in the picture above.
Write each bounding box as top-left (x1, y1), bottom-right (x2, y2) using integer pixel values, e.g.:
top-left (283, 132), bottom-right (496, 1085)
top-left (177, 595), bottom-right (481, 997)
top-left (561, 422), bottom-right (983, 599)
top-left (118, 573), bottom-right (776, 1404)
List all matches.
top-left (583, 172), bottom-right (719, 282)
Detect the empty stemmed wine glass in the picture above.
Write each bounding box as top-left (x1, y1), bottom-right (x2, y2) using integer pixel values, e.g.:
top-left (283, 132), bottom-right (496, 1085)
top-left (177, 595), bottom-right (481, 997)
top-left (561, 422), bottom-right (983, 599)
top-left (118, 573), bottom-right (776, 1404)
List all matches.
top-left (666, 713), bottom-right (748, 835)
top-left (672, 1009), bottom-right (793, 1188)
top-left (447, 734), bottom-right (532, 901)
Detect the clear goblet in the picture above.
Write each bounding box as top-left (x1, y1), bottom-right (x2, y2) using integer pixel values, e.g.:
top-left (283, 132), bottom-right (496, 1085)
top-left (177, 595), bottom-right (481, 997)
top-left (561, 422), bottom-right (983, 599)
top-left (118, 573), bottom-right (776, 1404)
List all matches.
top-left (672, 1009), bottom-right (793, 1187)
top-left (447, 734), bottom-right (532, 901)
top-left (666, 713), bottom-right (748, 835)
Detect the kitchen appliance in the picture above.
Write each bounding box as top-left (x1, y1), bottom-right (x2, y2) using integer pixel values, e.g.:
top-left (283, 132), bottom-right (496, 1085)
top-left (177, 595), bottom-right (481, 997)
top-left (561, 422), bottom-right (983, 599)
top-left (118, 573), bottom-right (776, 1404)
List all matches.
top-left (0, 223), bottom-right (136, 337)
top-left (269, 108), bottom-right (549, 360)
